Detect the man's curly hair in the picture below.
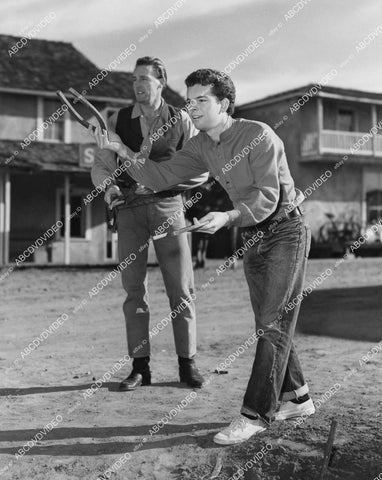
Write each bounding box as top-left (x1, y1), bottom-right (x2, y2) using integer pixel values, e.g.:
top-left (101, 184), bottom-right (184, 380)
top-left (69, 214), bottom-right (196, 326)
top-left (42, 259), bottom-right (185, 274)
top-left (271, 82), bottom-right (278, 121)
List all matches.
top-left (185, 69), bottom-right (236, 115)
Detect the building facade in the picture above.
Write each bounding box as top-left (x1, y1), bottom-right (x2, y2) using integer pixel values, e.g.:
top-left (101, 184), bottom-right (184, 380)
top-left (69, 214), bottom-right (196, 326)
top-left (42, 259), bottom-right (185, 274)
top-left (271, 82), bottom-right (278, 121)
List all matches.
top-left (235, 84), bottom-right (382, 244)
top-left (0, 35), bottom-right (184, 266)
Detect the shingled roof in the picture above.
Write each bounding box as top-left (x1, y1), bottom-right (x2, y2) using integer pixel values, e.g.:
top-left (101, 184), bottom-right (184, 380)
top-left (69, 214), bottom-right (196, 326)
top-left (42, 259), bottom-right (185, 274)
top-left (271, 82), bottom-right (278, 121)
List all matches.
top-left (0, 140), bottom-right (88, 172)
top-left (0, 34), bottom-right (184, 106)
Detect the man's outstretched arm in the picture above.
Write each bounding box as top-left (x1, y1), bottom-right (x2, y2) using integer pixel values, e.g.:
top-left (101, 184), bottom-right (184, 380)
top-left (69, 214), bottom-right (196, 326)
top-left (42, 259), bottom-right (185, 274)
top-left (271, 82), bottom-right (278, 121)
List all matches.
top-left (92, 126), bottom-right (208, 192)
top-left (170, 110), bottom-right (208, 190)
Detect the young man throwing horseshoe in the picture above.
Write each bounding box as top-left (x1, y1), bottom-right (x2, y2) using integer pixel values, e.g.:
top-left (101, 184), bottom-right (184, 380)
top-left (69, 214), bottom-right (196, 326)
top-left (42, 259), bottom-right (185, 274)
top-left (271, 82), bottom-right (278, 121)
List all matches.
top-left (91, 68), bottom-right (315, 445)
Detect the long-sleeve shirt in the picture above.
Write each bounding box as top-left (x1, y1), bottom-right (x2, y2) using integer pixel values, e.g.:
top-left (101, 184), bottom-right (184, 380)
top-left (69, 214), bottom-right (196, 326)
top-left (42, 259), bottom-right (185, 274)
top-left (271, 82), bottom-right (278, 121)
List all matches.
top-left (119, 118), bottom-right (303, 227)
top-left (91, 99), bottom-right (208, 192)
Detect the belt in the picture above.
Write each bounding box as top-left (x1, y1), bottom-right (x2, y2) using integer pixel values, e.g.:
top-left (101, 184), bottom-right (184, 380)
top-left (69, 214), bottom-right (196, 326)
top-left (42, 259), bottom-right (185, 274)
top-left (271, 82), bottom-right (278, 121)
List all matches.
top-left (155, 189), bottom-right (183, 198)
top-left (242, 206), bottom-right (303, 234)
top-left (115, 185), bottom-right (181, 210)
top-left (118, 181), bottom-right (181, 199)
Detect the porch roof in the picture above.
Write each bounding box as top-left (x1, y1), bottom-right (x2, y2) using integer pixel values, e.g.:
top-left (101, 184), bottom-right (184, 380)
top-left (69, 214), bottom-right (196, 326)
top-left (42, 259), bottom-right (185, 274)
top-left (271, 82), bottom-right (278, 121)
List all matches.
top-left (0, 140), bottom-right (90, 173)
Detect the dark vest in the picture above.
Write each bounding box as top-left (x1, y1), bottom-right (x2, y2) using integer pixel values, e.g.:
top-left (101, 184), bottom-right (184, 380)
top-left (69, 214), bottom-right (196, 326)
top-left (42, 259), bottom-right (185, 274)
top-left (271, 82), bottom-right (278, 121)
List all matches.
top-left (115, 104), bottom-right (185, 187)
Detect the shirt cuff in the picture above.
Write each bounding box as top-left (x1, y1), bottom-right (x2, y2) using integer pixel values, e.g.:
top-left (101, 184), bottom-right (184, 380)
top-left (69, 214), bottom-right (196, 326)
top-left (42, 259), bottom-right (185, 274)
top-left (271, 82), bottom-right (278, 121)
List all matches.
top-left (226, 209), bottom-right (242, 227)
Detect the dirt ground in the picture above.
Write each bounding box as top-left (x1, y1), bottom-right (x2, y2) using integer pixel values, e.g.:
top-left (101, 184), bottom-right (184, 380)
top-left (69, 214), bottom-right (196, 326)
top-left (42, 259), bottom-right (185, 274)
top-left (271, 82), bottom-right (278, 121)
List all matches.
top-left (0, 256), bottom-right (381, 480)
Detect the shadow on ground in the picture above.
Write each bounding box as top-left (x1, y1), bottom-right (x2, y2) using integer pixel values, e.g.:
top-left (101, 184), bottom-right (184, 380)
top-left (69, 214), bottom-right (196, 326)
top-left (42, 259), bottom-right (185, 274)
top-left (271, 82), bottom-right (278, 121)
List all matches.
top-left (298, 285), bottom-right (382, 342)
top-left (0, 425), bottom-right (223, 456)
top-left (0, 381), bottom-right (190, 397)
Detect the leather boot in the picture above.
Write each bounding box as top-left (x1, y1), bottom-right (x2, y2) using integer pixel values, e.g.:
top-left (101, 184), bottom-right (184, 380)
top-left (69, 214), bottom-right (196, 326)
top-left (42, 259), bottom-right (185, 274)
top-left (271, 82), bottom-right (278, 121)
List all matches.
top-left (119, 356), bottom-right (151, 391)
top-left (178, 356), bottom-right (204, 389)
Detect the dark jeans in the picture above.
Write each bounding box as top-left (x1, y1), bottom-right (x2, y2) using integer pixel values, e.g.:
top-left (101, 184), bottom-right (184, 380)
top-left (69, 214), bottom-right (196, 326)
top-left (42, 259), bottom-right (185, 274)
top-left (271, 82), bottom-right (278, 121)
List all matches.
top-left (240, 215), bottom-right (311, 424)
top-left (117, 195), bottom-right (196, 359)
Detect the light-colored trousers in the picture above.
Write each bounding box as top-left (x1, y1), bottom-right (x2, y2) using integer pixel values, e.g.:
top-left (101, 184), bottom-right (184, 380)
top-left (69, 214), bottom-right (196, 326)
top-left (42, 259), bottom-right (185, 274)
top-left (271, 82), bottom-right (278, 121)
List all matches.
top-left (117, 195), bottom-right (197, 359)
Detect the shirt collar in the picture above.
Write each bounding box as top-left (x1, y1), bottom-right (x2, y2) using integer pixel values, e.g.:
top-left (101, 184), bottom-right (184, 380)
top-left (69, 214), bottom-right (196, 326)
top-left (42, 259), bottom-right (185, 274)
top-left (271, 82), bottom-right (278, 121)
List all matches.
top-left (200, 117), bottom-right (238, 142)
top-left (131, 98), bottom-right (168, 119)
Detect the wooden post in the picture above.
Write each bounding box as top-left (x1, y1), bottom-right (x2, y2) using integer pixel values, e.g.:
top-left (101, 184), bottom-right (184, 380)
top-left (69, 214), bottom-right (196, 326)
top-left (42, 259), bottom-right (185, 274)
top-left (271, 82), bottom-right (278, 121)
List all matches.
top-left (4, 172), bottom-right (11, 265)
top-left (319, 419), bottom-right (337, 480)
top-left (36, 97), bottom-right (44, 141)
top-left (361, 171), bottom-right (367, 231)
top-left (317, 97), bottom-right (323, 155)
top-left (371, 104), bottom-right (377, 157)
top-left (64, 174), bottom-right (70, 265)
top-left (0, 172), bottom-right (4, 265)
top-left (64, 107), bottom-right (71, 143)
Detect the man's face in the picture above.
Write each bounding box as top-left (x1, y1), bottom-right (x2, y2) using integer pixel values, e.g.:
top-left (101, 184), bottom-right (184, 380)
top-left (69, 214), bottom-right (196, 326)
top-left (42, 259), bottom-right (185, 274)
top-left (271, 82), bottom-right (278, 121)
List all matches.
top-left (186, 84), bottom-right (224, 131)
top-left (132, 65), bottom-right (163, 105)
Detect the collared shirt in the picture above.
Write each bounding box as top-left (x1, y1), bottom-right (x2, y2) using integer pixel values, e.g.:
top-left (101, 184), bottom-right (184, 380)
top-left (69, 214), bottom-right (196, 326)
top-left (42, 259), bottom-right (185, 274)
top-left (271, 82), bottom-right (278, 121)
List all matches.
top-left (130, 99), bottom-right (166, 139)
top-left (122, 118), bottom-right (304, 227)
top-left (112, 99), bottom-right (197, 150)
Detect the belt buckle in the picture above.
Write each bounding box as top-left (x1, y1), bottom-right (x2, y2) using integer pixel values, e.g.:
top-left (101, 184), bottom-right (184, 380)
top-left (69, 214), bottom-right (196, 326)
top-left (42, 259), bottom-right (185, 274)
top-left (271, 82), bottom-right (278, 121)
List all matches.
top-left (285, 207), bottom-right (297, 220)
top-left (134, 184), bottom-right (154, 195)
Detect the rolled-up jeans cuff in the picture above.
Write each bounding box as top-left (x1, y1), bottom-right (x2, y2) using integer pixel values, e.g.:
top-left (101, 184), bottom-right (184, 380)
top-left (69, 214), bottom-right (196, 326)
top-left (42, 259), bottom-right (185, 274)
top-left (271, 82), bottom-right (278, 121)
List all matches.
top-left (240, 406), bottom-right (271, 426)
top-left (281, 383), bottom-right (309, 402)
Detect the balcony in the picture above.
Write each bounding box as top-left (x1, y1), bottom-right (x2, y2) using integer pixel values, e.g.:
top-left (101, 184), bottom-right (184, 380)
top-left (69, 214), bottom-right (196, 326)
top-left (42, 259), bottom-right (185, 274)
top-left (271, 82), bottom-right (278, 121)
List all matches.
top-left (301, 130), bottom-right (382, 158)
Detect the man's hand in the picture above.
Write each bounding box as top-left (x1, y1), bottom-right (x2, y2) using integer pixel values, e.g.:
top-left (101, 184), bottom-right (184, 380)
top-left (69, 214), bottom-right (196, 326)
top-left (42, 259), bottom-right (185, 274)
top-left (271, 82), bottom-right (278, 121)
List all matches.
top-left (194, 212), bottom-right (230, 234)
top-left (105, 185), bottom-right (125, 210)
top-left (89, 126), bottom-right (137, 163)
top-left (88, 125), bottom-right (122, 153)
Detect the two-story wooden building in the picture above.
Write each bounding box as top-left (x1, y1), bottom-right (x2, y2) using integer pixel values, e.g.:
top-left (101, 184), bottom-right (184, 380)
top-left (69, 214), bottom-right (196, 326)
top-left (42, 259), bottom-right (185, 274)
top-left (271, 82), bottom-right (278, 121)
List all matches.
top-left (0, 35), bottom-right (184, 266)
top-left (235, 84), bottom-right (382, 242)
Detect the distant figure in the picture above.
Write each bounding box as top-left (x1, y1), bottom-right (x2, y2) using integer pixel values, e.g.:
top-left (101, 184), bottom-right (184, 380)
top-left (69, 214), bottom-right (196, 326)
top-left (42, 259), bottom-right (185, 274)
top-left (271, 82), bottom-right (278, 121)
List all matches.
top-left (194, 231), bottom-right (210, 269)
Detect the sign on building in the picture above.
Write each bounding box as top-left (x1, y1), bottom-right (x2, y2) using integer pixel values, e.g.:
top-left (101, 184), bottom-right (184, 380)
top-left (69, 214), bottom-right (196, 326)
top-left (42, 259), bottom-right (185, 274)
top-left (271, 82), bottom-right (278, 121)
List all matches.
top-left (79, 144), bottom-right (97, 168)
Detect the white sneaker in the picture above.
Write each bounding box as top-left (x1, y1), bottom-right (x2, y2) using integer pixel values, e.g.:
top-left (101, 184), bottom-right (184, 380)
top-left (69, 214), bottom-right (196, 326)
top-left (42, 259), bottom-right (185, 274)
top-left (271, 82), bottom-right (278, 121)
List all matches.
top-left (213, 415), bottom-right (266, 445)
top-left (274, 398), bottom-right (315, 421)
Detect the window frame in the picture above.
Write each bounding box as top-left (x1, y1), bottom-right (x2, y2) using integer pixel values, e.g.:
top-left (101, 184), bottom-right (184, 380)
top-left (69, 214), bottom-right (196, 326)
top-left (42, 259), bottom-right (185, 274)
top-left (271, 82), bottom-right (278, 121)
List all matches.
top-left (37, 97), bottom-right (70, 143)
top-left (55, 188), bottom-right (91, 240)
top-left (336, 107), bottom-right (357, 132)
top-left (366, 190), bottom-right (382, 224)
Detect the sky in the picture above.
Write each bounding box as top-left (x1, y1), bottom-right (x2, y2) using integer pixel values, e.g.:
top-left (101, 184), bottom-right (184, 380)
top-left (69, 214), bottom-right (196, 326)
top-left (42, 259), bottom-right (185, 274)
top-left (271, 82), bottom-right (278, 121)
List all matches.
top-left (2, 0), bottom-right (382, 105)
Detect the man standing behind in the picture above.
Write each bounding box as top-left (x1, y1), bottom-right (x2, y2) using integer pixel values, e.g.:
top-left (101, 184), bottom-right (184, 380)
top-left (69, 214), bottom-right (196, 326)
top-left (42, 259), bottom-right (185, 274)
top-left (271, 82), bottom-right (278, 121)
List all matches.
top-left (91, 57), bottom-right (207, 391)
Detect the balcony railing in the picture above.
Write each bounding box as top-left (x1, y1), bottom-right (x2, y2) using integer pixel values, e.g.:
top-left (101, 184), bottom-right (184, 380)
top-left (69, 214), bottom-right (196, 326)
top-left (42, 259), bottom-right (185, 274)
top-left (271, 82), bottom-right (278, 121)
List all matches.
top-left (321, 131), bottom-right (373, 154)
top-left (301, 130), bottom-right (382, 157)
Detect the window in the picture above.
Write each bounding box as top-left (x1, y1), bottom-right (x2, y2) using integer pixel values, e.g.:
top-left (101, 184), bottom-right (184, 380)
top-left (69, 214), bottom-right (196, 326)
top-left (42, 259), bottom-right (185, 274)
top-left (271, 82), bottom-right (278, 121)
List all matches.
top-left (366, 190), bottom-right (382, 224)
top-left (337, 109), bottom-right (355, 132)
top-left (56, 189), bottom-right (91, 239)
top-left (42, 99), bottom-right (65, 141)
